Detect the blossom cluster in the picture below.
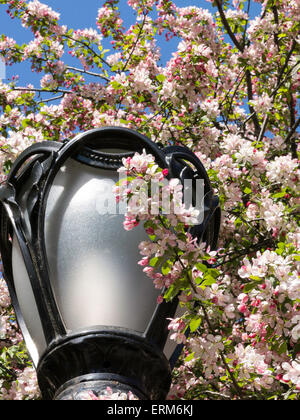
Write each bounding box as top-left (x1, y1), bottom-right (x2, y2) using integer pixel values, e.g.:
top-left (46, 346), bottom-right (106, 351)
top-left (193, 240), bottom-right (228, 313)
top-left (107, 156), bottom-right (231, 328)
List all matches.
top-left (0, 367), bottom-right (40, 400)
top-left (115, 150), bottom-right (201, 231)
top-left (0, 272), bottom-right (40, 399)
top-left (21, 0), bottom-right (60, 28)
top-left (114, 150), bottom-right (222, 334)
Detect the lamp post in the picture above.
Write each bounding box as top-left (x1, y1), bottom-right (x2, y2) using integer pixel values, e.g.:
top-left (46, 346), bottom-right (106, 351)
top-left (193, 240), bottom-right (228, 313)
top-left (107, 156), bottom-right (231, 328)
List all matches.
top-left (0, 127), bottom-right (220, 400)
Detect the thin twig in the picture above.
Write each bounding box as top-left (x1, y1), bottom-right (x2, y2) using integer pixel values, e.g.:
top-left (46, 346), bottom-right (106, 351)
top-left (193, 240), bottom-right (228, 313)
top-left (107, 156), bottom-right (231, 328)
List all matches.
top-left (215, 0), bottom-right (262, 136)
top-left (200, 303), bottom-right (244, 399)
top-left (245, 70), bottom-right (261, 136)
top-left (272, 6), bottom-right (280, 50)
top-left (201, 390), bottom-right (232, 400)
top-left (276, 39), bottom-right (298, 87)
top-left (63, 34), bottom-right (111, 68)
top-left (0, 361), bottom-right (17, 380)
top-left (66, 65), bottom-right (109, 81)
top-left (37, 94), bottom-right (65, 104)
top-left (213, 238), bottom-right (275, 268)
top-left (257, 114), bottom-right (269, 143)
top-left (12, 87), bottom-right (70, 95)
top-left (215, 0), bottom-right (244, 52)
top-left (121, 12), bottom-right (147, 72)
top-left (284, 114), bottom-right (300, 159)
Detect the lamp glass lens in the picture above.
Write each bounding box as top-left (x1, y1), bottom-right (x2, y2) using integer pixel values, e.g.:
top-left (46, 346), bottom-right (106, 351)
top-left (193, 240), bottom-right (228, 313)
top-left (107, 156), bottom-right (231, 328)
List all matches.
top-left (11, 148), bottom-right (180, 364)
top-left (45, 158), bottom-right (160, 334)
top-left (12, 237), bottom-right (47, 365)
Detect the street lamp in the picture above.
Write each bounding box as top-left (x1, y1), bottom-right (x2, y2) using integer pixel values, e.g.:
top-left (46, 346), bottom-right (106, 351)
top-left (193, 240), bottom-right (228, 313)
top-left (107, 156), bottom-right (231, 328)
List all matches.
top-left (0, 127), bottom-right (220, 400)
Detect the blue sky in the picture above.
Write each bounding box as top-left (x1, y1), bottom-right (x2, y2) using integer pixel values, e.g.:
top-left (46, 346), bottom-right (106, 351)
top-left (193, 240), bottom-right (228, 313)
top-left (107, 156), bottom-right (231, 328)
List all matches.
top-left (0, 0), bottom-right (214, 42)
top-left (0, 0), bottom-right (261, 86)
top-left (0, 0), bottom-right (210, 86)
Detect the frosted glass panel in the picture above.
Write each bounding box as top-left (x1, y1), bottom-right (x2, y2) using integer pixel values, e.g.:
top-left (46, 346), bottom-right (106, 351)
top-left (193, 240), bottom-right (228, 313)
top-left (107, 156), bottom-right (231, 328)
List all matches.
top-left (45, 159), bottom-right (160, 333)
top-left (12, 237), bottom-right (47, 365)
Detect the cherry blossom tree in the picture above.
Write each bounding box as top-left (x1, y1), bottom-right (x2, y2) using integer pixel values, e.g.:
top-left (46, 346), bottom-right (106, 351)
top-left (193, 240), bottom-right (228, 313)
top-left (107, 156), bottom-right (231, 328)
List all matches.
top-left (0, 0), bottom-right (299, 400)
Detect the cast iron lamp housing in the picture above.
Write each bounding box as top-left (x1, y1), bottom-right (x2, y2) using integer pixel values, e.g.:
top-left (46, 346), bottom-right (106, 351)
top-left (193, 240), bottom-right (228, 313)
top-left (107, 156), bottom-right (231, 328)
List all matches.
top-left (0, 127), bottom-right (220, 400)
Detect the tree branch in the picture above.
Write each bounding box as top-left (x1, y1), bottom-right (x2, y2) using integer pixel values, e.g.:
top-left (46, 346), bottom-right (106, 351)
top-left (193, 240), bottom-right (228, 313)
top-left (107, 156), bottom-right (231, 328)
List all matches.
top-left (63, 34), bottom-right (111, 68)
top-left (276, 39), bottom-right (298, 87)
top-left (214, 1), bottom-right (263, 136)
top-left (284, 114), bottom-right (300, 159)
top-left (199, 303), bottom-right (245, 399)
top-left (245, 70), bottom-right (261, 136)
top-left (271, 60), bottom-right (300, 99)
top-left (214, 237), bottom-right (275, 268)
top-left (257, 114), bottom-right (269, 143)
top-left (272, 6), bottom-right (280, 50)
top-left (121, 12), bottom-right (147, 72)
top-left (12, 87), bottom-right (71, 95)
top-left (37, 94), bottom-right (65, 104)
top-left (66, 65), bottom-right (109, 81)
top-left (215, 0), bottom-right (244, 52)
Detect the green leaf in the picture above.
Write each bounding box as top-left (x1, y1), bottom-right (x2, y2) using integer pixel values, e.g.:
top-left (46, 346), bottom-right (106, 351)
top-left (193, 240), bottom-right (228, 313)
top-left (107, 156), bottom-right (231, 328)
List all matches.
top-left (111, 80), bottom-right (123, 90)
top-left (278, 341), bottom-right (288, 355)
top-left (272, 191), bottom-right (286, 198)
top-left (243, 282), bottom-right (257, 293)
top-left (150, 256), bottom-right (159, 267)
top-left (21, 119), bottom-right (31, 128)
top-left (184, 352), bottom-right (195, 362)
top-left (249, 275), bottom-right (262, 281)
top-left (163, 285), bottom-right (178, 302)
top-left (156, 74), bottom-right (166, 83)
top-left (292, 341), bottom-right (300, 358)
top-left (195, 263), bottom-right (208, 273)
top-left (161, 261), bottom-right (171, 275)
top-left (202, 274), bottom-right (216, 287)
top-left (189, 317), bottom-right (202, 332)
top-left (277, 242), bottom-right (285, 249)
top-left (274, 112), bottom-right (281, 121)
top-left (150, 256), bottom-right (165, 268)
top-left (194, 276), bottom-right (203, 285)
top-left (209, 268), bottom-right (220, 278)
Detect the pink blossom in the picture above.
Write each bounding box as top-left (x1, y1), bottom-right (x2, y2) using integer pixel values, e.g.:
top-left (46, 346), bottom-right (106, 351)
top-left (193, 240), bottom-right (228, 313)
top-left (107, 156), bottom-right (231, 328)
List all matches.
top-left (282, 358), bottom-right (300, 389)
top-left (40, 74), bottom-right (58, 90)
top-left (157, 295), bottom-right (164, 304)
top-left (0, 279), bottom-right (11, 308)
top-left (153, 274), bottom-right (165, 289)
top-left (170, 332), bottom-right (187, 344)
top-left (168, 317), bottom-right (186, 332)
top-left (250, 94), bottom-right (273, 113)
top-left (266, 155), bottom-right (299, 188)
top-left (143, 266), bottom-right (155, 277)
top-left (123, 215), bottom-right (139, 231)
